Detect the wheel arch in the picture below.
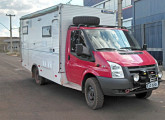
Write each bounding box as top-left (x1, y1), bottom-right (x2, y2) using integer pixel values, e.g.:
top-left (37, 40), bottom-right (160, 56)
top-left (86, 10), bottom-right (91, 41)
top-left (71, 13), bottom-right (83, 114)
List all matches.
top-left (31, 64), bottom-right (38, 78)
top-left (82, 73), bottom-right (97, 93)
top-left (81, 69), bottom-right (101, 92)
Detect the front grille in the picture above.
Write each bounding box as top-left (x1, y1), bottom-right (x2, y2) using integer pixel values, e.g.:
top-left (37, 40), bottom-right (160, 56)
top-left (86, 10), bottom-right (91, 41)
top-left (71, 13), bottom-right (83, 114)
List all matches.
top-left (128, 64), bottom-right (155, 70)
top-left (127, 65), bottom-right (157, 88)
top-left (128, 64), bottom-right (156, 74)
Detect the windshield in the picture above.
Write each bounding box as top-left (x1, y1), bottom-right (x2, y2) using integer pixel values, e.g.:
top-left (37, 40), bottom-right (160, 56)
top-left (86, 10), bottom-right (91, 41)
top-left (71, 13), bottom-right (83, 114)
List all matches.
top-left (84, 29), bottom-right (141, 51)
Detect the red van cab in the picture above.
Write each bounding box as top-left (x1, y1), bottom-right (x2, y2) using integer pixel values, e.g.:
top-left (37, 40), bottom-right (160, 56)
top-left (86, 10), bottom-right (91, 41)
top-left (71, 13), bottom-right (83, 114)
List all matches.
top-left (65, 18), bottom-right (162, 109)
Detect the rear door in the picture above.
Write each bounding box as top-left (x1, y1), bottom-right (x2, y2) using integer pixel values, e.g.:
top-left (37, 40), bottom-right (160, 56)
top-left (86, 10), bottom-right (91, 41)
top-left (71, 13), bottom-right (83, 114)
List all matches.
top-left (21, 25), bottom-right (29, 68)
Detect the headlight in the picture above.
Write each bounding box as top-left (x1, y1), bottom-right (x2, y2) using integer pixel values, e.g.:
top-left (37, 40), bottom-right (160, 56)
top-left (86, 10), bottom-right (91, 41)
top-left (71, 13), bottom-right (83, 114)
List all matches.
top-left (158, 71), bottom-right (163, 78)
top-left (155, 59), bottom-right (162, 79)
top-left (133, 74), bottom-right (139, 82)
top-left (107, 61), bottom-right (124, 78)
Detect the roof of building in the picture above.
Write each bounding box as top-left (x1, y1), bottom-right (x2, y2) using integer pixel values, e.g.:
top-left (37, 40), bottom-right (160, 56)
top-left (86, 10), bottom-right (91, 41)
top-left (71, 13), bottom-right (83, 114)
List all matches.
top-left (0, 37), bottom-right (19, 40)
top-left (3, 38), bottom-right (20, 43)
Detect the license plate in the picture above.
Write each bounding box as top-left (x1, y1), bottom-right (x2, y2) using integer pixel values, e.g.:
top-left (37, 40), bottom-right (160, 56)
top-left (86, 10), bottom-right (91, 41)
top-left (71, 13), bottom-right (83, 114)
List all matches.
top-left (146, 81), bottom-right (158, 89)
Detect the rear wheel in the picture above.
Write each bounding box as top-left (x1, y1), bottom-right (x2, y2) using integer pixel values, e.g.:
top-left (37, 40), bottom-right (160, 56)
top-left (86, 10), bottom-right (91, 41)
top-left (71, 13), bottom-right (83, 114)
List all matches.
top-left (34, 68), bottom-right (46, 85)
top-left (85, 77), bottom-right (104, 110)
top-left (135, 90), bottom-right (152, 99)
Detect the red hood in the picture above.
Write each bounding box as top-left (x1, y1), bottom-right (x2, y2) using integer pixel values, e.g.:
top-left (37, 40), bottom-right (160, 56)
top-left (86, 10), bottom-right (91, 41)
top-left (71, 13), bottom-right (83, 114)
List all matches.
top-left (95, 51), bottom-right (156, 67)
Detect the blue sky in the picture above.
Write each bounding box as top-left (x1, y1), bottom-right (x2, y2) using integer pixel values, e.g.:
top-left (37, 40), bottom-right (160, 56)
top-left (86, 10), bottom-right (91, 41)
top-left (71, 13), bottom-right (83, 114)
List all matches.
top-left (0, 0), bottom-right (83, 37)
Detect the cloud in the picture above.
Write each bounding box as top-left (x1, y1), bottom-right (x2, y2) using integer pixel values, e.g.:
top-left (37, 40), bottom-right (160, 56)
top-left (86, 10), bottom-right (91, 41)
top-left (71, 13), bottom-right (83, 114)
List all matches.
top-left (0, 28), bottom-right (19, 37)
top-left (0, 28), bottom-right (9, 36)
top-left (12, 29), bottom-right (19, 37)
top-left (0, 0), bottom-right (83, 37)
top-left (0, 0), bottom-right (32, 12)
top-left (0, 0), bottom-right (83, 15)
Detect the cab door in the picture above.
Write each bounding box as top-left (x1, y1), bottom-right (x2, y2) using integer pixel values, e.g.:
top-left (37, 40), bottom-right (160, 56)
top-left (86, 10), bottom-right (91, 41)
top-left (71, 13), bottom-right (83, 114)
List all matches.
top-left (65, 30), bottom-right (94, 85)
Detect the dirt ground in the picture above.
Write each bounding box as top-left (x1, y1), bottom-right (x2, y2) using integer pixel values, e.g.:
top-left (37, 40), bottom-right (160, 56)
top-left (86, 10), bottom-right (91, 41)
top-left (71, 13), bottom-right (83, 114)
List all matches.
top-left (0, 53), bottom-right (165, 120)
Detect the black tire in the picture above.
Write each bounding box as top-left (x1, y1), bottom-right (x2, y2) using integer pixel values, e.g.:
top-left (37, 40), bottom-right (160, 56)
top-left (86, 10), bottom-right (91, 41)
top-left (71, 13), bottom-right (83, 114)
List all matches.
top-left (85, 77), bottom-right (104, 110)
top-left (73, 16), bottom-right (100, 25)
top-left (34, 68), bottom-right (46, 85)
top-left (135, 90), bottom-right (152, 99)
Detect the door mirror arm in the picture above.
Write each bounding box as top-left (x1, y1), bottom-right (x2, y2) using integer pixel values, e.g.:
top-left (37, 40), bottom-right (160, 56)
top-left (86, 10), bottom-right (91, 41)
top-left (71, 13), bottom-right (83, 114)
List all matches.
top-left (143, 44), bottom-right (147, 50)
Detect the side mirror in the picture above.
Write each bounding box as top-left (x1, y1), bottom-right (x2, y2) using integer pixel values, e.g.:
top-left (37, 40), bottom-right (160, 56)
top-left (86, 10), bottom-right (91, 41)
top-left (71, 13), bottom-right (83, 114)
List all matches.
top-left (143, 44), bottom-right (147, 50)
top-left (76, 44), bottom-right (83, 56)
top-left (76, 44), bottom-right (90, 56)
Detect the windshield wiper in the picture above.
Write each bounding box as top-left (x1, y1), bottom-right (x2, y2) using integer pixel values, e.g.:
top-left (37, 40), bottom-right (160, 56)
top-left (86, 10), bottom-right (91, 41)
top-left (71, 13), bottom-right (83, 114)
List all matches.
top-left (119, 47), bottom-right (141, 50)
top-left (96, 48), bottom-right (117, 51)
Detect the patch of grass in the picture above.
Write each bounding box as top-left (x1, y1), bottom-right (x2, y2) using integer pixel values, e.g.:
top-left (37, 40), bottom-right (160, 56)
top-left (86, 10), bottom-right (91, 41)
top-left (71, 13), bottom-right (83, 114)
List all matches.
top-left (6, 52), bottom-right (20, 57)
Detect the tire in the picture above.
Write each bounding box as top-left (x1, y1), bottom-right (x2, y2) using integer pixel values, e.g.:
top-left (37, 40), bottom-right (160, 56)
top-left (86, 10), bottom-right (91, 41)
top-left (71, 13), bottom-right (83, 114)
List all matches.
top-left (135, 90), bottom-right (152, 99)
top-left (73, 16), bottom-right (100, 25)
top-left (85, 77), bottom-right (104, 110)
top-left (34, 68), bottom-right (46, 85)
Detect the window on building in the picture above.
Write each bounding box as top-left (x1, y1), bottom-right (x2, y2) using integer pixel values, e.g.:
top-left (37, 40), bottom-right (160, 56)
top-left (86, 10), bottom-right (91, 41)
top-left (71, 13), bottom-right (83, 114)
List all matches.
top-left (125, 0), bottom-right (131, 7)
top-left (104, 1), bottom-right (115, 11)
top-left (122, 0), bottom-right (132, 8)
top-left (95, 3), bottom-right (104, 9)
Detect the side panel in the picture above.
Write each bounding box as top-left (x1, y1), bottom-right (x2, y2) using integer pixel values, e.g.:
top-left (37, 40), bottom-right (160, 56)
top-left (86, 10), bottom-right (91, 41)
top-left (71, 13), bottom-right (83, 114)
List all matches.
top-left (21, 11), bottom-right (61, 84)
top-left (21, 19), bottom-right (30, 70)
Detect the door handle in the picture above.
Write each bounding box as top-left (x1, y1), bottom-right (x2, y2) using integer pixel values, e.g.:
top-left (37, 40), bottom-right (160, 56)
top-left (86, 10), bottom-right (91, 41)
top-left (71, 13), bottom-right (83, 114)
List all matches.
top-left (68, 55), bottom-right (70, 60)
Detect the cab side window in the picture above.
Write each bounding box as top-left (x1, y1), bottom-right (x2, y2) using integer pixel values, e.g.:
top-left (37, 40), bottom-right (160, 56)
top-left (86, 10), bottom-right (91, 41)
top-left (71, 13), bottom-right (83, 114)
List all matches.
top-left (71, 30), bottom-right (87, 53)
top-left (70, 30), bottom-right (88, 58)
top-left (71, 30), bottom-right (79, 52)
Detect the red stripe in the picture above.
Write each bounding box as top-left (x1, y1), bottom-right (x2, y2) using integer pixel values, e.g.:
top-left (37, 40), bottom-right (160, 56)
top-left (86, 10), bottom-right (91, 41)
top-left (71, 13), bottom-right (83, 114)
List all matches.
top-left (122, 5), bottom-right (132, 10)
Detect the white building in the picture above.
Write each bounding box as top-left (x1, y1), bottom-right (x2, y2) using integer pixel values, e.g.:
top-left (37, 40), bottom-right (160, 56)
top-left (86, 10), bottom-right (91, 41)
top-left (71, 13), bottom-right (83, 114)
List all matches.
top-left (4, 38), bottom-right (20, 52)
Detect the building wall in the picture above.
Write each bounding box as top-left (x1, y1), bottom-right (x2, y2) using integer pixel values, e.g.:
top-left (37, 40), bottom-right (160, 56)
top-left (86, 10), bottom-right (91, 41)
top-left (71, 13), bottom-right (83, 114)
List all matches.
top-left (6, 42), bottom-right (20, 52)
top-left (84, 0), bottom-right (133, 27)
top-left (84, 0), bottom-right (104, 6)
top-left (0, 37), bottom-right (20, 52)
top-left (84, 0), bottom-right (132, 9)
top-left (133, 0), bottom-right (165, 65)
top-left (133, 0), bottom-right (165, 25)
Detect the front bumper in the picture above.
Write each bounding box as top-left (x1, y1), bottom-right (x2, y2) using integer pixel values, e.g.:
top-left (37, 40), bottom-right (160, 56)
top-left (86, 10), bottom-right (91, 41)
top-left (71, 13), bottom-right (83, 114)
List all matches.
top-left (97, 76), bottom-right (161, 96)
top-left (96, 65), bottom-right (162, 96)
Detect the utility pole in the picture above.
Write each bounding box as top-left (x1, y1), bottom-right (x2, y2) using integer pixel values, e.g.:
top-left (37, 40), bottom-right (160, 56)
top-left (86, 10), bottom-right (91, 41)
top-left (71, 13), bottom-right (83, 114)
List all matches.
top-left (118, 0), bottom-right (123, 28)
top-left (6, 14), bottom-right (15, 53)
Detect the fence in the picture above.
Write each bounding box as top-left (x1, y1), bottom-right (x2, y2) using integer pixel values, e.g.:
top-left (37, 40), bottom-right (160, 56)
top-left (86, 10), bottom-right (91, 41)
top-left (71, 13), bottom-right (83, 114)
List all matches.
top-left (130, 20), bottom-right (165, 67)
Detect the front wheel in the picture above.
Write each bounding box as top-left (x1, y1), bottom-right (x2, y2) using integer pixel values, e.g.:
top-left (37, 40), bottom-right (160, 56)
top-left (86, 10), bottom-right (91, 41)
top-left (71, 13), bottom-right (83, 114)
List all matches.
top-left (85, 77), bottom-right (104, 110)
top-left (135, 90), bottom-right (152, 99)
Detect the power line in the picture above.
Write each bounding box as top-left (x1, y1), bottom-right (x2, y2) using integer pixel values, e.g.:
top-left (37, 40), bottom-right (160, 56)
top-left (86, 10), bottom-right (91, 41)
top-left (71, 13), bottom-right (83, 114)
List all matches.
top-left (66, 0), bottom-right (73, 4)
top-left (0, 22), bottom-right (10, 31)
